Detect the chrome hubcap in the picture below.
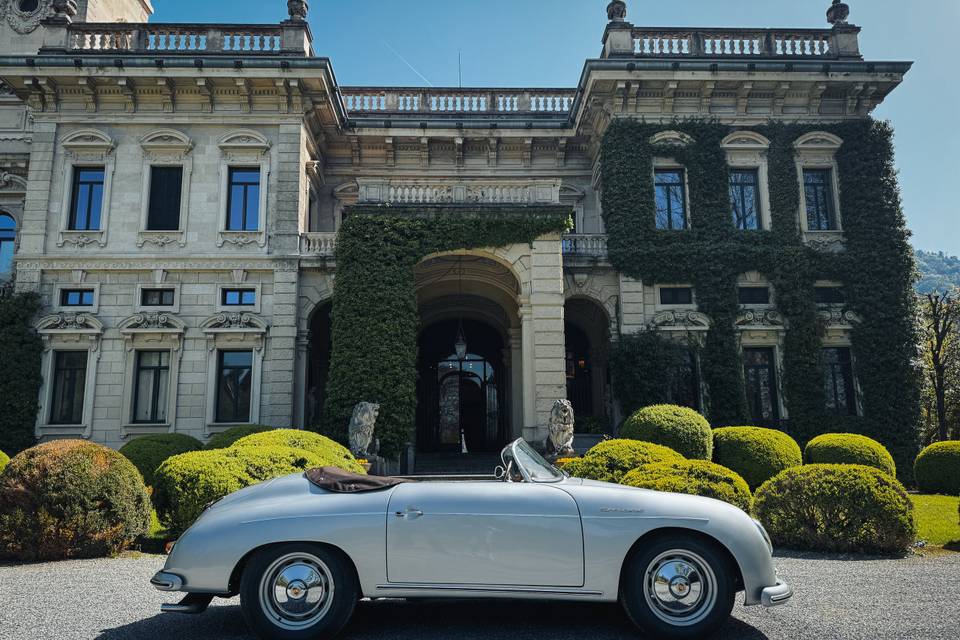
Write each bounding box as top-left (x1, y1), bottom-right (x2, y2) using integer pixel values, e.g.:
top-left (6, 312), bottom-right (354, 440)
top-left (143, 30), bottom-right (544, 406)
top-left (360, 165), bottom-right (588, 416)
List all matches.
top-left (643, 550), bottom-right (717, 627)
top-left (259, 553), bottom-right (334, 630)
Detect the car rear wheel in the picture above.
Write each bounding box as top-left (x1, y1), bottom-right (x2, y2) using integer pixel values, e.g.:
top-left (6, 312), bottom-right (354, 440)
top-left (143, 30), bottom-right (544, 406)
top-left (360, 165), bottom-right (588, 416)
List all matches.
top-left (240, 543), bottom-right (358, 640)
top-left (620, 535), bottom-right (736, 639)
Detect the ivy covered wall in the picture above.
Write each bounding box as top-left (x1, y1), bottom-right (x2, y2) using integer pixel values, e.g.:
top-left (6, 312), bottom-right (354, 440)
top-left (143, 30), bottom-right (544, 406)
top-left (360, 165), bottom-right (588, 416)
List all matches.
top-left (0, 290), bottom-right (43, 455)
top-left (601, 118), bottom-right (922, 475)
top-left (321, 206), bottom-right (571, 458)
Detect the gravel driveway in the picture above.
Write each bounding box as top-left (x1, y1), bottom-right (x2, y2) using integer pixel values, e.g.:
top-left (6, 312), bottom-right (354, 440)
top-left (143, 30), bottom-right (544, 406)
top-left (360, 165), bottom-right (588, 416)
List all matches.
top-left (1, 551), bottom-right (957, 639)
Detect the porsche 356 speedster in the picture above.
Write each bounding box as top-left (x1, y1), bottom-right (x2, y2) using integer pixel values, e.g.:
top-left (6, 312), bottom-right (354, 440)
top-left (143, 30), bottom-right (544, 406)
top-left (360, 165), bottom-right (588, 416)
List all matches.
top-left (152, 437), bottom-right (791, 639)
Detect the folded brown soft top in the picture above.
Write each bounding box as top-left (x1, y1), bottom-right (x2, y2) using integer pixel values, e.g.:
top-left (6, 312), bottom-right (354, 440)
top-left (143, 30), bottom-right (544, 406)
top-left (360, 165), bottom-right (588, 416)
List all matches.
top-left (305, 466), bottom-right (411, 493)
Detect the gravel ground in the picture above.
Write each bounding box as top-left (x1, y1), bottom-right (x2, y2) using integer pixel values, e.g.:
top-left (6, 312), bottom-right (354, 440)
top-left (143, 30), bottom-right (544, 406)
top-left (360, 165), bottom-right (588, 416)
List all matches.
top-left (1, 551), bottom-right (958, 639)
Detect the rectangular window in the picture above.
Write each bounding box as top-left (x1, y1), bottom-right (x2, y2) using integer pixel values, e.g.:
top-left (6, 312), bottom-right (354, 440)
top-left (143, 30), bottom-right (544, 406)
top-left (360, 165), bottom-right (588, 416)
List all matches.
top-left (50, 351), bottom-right (88, 425)
top-left (654, 169), bottom-right (688, 230)
top-left (141, 288), bottom-right (175, 307)
top-left (60, 289), bottom-right (95, 307)
top-left (803, 169), bottom-right (837, 231)
top-left (738, 286), bottom-right (771, 305)
top-left (226, 168), bottom-right (261, 231)
top-left (743, 347), bottom-right (780, 421)
top-left (69, 167), bottom-right (105, 231)
top-left (660, 287), bottom-right (693, 306)
top-left (147, 166), bottom-right (184, 231)
top-left (814, 286), bottom-right (845, 305)
top-left (221, 288), bottom-right (256, 306)
top-left (730, 169), bottom-right (761, 230)
top-left (823, 347), bottom-right (857, 416)
top-left (216, 350), bottom-right (253, 423)
top-left (133, 351), bottom-right (170, 424)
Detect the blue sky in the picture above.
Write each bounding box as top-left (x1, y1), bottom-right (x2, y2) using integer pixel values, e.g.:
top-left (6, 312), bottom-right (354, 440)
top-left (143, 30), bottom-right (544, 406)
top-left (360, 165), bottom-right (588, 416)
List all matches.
top-left (152, 0), bottom-right (959, 254)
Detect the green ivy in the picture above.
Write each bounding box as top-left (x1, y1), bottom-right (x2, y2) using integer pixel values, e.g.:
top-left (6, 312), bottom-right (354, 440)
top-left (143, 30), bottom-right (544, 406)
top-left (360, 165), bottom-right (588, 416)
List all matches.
top-left (601, 119), bottom-right (921, 477)
top-left (322, 206), bottom-right (571, 458)
top-left (0, 290), bottom-right (43, 455)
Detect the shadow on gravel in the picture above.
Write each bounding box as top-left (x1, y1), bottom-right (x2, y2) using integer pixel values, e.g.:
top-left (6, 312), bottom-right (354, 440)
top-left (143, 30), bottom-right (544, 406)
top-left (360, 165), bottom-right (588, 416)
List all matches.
top-left (97, 599), bottom-right (768, 640)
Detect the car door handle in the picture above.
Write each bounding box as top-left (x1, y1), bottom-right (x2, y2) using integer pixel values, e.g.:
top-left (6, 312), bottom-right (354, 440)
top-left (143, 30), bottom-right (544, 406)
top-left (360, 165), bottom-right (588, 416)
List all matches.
top-left (395, 507), bottom-right (424, 519)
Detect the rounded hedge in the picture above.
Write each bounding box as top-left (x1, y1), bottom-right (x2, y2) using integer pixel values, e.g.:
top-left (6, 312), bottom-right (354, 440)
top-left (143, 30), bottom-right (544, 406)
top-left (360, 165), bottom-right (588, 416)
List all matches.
top-left (621, 460), bottom-right (752, 512)
top-left (914, 441), bottom-right (960, 495)
top-left (119, 433), bottom-right (204, 487)
top-left (562, 439), bottom-right (684, 483)
top-left (154, 446), bottom-right (327, 534)
top-left (621, 405), bottom-right (713, 459)
top-left (231, 429), bottom-right (364, 474)
top-left (205, 425), bottom-right (274, 450)
top-left (0, 440), bottom-right (151, 560)
top-left (754, 464), bottom-right (915, 554)
top-left (0, 449), bottom-right (8, 475)
top-left (804, 433), bottom-right (896, 477)
top-left (713, 427), bottom-right (802, 490)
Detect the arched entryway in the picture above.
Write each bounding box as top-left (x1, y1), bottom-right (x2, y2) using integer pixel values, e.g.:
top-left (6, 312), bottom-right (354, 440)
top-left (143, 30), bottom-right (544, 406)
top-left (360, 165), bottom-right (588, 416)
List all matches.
top-left (304, 301), bottom-right (332, 428)
top-left (565, 297), bottom-right (611, 428)
top-left (416, 318), bottom-right (506, 453)
top-left (415, 254), bottom-right (522, 454)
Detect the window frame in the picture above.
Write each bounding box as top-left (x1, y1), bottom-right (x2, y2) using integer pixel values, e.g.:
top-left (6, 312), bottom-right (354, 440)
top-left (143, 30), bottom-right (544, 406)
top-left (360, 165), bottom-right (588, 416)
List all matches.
top-left (217, 130), bottom-right (271, 249)
top-left (118, 313), bottom-right (185, 436)
top-left (53, 282), bottom-right (100, 313)
top-left (794, 132), bottom-right (844, 238)
top-left (653, 167), bottom-right (689, 231)
top-left (215, 283), bottom-right (261, 313)
top-left (822, 346), bottom-right (859, 417)
top-left (49, 350), bottom-right (89, 426)
top-left (202, 312), bottom-right (267, 433)
top-left (0, 211), bottom-right (18, 283)
top-left (137, 129), bottom-right (194, 248)
top-left (131, 350), bottom-right (172, 425)
top-left (57, 129), bottom-right (116, 249)
top-left (67, 166), bottom-right (106, 232)
top-left (226, 167), bottom-right (263, 232)
top-left (742, 346), bottom-right (782, 422)
top-left (655, 284), bottom-right (696, 309)
top-left (214, 349), bottom-right (255, 424)
top-left (738, 286), bottom-right (772, 307)
top-left (802, 168), bottom-right (839, 232)
top-left (729, 168), bottom-right (762, 231)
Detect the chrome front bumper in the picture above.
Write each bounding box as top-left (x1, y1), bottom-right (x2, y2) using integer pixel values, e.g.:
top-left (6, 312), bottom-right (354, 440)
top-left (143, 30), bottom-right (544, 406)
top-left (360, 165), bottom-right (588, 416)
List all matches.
top-left (761, 580), bottom-right (793, 607)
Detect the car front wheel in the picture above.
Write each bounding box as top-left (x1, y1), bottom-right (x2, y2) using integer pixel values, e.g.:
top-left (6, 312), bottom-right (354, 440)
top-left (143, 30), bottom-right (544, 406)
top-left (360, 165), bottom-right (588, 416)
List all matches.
top-left (240, 543), bottom-right (358, 640)
top-left (620, 535), bottom-right (736, 639)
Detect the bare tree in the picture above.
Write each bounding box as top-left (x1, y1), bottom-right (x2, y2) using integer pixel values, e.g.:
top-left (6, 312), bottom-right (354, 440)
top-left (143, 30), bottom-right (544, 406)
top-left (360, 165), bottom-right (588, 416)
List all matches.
top-left (924, 290), bottom-right (957, 441)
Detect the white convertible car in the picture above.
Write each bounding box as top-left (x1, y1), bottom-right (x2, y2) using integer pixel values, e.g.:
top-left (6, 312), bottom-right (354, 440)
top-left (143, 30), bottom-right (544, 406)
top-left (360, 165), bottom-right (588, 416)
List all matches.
top-left (152, 438), bottom-right (791, 639)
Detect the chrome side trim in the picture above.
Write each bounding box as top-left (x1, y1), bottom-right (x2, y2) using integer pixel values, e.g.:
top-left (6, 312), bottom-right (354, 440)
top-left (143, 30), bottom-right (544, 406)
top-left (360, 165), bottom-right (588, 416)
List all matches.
top-left (376, 584), bottom-right (603, 597)
top-left (761, 580), bottom-right (793, 607)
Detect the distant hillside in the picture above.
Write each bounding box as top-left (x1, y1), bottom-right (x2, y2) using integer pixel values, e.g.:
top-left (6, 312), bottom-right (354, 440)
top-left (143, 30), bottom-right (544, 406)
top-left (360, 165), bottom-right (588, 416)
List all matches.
top-left (916, 249), bottom-right (960, 294)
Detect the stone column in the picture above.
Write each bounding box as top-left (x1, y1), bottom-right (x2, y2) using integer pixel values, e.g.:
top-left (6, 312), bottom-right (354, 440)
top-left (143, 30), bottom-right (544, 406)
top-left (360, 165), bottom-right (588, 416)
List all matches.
top-left (15, 121), bottom-right (58, 293)
top-left (293, 331), bottom-right (310, 428)
top-left (259, 265), bottom-right (298, 428)
top-left (528, 235), bottom-right (568, 445)
top-left (520, 304), bottom-right (536, 441)
top-left (508, 327), bottom-right (523, 439)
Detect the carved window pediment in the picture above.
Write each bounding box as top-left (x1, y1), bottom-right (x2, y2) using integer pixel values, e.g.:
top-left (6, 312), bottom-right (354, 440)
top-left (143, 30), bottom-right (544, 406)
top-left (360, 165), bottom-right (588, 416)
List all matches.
top-left (140, 129), bottom-right (193, 158)
top-left (736, 309), bottom-right (785, 329)
top-left (61, 129), bottom-right (115, 155)
top-left (721, 131), bottom-right (771, 150)
top-left (794, 131), bottom-right (844, 151)
top-left (649, 131), bottom-right (695, 147)
top-left (0, 171), bottom-right (27, 193)
top-left (201, 313), bottom-right (269, 336)
top-left (118, 313), bottom-right (187, 351)
top-left (218, 130), bottom-right (271, 158)
top-left (648, 310), bottom-right (711, 331)
top-left (36, 312), bottom-right (104, 337)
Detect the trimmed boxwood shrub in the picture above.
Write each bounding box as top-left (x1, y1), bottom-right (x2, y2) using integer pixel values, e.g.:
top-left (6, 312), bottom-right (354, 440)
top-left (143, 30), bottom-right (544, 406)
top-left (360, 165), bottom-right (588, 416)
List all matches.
top-left (754, 464), bottom-right (916, 554)
top-left (622, 405), bottom-right (713, 460)
top-left (0, 440), bottom-right (151, 560)
top-left (231, 429), bottom-right (364, 474)
top-left (914, 441), bottom-right (960, 495)
top-left (713, 427), bottom-right (802, 489)
top-left (205, 425), bottom-right (274, 450)
top-left (119, 434), bottom-right (204, 487)
top-left (562, 439), bottom-right (684, 483)
top-left (0, 449), bottom-right (8, 475)
top-left (804, 433), bottom-right (896, 477)
top-left (154, 446), bottom-right (327, 534)
top-left (621, 460), bottom-right (752, 512)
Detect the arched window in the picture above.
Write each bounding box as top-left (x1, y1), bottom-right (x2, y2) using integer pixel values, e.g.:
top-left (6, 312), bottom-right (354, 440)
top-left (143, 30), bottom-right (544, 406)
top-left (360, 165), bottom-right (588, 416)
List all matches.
top-left (0, 213), bottom-right (16, 282)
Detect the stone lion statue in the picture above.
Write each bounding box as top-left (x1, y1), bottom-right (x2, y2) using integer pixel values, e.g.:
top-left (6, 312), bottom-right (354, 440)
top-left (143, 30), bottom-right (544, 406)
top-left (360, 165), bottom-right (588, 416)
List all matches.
top-left (547, 399), bottom-right (575, 456)
top-left (348, 402), bottom-right (380, 457)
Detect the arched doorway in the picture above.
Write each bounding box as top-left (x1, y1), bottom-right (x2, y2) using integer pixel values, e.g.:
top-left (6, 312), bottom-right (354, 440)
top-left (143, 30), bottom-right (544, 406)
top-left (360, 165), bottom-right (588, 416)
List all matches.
top-left (415, 254), bottom-right (522, 454)
top-left (416, 319), bottom-right (506, 453)
top-left (565, 298), bottom-right (611, 427)
top-left (305, 301), bottom-right (332, 428)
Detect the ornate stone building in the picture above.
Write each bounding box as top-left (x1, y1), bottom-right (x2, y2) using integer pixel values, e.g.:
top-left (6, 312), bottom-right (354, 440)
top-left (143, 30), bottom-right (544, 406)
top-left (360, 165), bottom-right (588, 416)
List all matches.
top-left (0, 1), bottom-right (912, 467)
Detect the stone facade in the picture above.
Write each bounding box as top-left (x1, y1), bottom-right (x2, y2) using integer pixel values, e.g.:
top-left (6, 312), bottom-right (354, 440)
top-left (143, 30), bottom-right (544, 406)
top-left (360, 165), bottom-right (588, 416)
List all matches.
top-left (0, 1), bottom-right (910, 459)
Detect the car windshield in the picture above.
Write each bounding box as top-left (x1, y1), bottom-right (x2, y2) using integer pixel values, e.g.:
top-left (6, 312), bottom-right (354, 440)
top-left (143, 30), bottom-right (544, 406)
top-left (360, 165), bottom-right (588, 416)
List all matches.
top-left (501, 439), bottom-right (564, 483)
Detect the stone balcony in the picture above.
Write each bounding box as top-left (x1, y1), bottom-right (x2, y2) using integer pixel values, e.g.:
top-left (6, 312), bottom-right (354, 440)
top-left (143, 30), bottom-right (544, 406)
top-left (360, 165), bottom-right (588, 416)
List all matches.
top-left (341, 88), bottom-right (577, 118)
top-left (298, 232), bottom-right (608, 262)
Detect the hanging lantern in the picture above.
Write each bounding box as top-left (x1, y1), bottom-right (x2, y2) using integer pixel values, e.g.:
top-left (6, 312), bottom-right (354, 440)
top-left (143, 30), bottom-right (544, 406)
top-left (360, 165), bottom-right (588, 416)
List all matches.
top-left (455, 321), bottom-right (468, 361)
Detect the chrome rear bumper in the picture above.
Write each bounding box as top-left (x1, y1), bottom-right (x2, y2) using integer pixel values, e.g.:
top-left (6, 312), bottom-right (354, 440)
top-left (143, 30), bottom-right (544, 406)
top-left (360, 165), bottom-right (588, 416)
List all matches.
top-left (761, 580), bottom-right (793, 607)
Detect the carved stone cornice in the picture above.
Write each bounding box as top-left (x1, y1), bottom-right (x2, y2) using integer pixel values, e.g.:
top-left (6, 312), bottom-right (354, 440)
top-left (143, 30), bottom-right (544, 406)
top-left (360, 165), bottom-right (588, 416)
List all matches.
top-left (649, 310), bottom-right (711, 331)
top-left (819, 308), bottom-right (861, 328)
top-left (118, 313), bottom-right (187, 352)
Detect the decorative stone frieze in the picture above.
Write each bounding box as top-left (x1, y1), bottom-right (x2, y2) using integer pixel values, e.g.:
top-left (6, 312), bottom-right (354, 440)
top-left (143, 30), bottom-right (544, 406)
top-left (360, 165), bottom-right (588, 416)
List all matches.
top-left (357, 179), bottom-right (561, 205)
top-left (736, 309), bottom-right (785, 329)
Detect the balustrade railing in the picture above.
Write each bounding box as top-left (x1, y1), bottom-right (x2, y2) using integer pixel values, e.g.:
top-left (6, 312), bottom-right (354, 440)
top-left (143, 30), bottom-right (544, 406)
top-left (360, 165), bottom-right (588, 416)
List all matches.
top-left (562, 234), bottom-right (608, 258)
top-left (300, 232), bottom-right (337, 257)
top-left (67, 23), bottom-right (288, 54)
top-left (630, 28), bottom-right (836, 59)
top-left (342, 88), bottom-right (577, 116)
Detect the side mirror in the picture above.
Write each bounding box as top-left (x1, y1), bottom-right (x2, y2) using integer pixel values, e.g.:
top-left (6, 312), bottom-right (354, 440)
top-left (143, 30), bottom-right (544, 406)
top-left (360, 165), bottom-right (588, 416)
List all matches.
top-left (494, 465), bottom-right (506, 481)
